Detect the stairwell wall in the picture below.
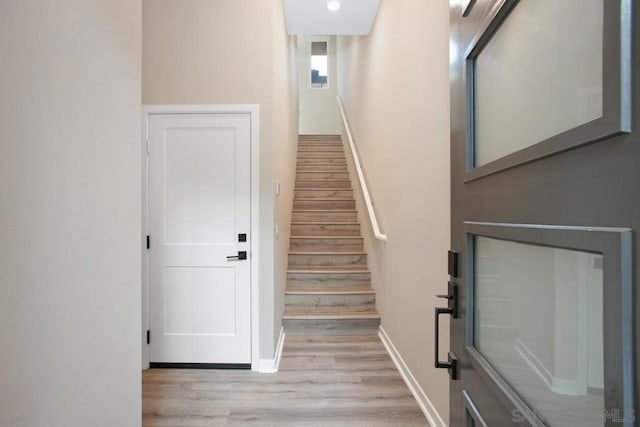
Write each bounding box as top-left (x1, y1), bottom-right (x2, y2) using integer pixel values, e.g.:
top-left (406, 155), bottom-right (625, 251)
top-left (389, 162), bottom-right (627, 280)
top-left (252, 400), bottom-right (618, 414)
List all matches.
top-left (336, 0), bottom-right (451, 422)
top-left (272, 0), bottom-right (300, 348)
top-left (297, 36), bottom-right (340, 135)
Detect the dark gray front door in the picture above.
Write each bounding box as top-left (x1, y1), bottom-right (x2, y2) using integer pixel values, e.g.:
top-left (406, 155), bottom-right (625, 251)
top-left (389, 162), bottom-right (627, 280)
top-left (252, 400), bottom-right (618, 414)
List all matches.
top-left (448, 0), bottom-right (637, 425)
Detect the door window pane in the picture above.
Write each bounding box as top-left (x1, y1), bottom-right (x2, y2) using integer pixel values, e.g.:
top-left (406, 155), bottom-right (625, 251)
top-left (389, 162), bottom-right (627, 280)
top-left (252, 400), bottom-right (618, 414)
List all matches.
top-left (474, 236), bottom-right (604, 426)
top-left (474, 0), bottom-right (603, 166)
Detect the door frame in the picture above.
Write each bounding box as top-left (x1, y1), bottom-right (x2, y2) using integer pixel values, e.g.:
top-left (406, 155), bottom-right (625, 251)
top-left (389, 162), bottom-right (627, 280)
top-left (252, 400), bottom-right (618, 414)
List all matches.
top-left (141, 104), bottom-right (260, 371)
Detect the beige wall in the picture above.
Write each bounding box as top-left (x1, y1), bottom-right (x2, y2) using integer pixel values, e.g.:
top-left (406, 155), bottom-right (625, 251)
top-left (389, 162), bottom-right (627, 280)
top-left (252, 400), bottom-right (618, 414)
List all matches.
top-left (0, 1), bottom-right (142, 426)
top-left (336, 0), bottom-right (451, 423)
top-left (272, 2), bottom-right (300, 337)
top-left (143, 0), bottom-right (298, 358)
top-left (297, 36), bottom-right (340, 135)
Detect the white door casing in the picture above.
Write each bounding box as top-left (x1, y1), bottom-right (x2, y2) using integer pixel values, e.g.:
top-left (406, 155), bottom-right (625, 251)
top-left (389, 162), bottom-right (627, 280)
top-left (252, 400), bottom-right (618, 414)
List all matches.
top-left (143, 107), bottom-right (259, 367)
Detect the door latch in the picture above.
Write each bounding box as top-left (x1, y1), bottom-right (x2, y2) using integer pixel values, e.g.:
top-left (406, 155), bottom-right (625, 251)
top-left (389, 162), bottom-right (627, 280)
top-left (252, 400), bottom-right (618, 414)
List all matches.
top-left (435, 281), bottom-right (458, 380)
top-left (227, 251), bottom-right (247, 261)
top-left (437, 281), bottom-right (458, 318)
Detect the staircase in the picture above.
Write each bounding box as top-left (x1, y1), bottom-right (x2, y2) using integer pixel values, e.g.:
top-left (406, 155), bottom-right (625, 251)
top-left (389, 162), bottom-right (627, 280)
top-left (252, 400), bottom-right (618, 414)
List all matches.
top-left (283, 135), bottom-right (381, 336)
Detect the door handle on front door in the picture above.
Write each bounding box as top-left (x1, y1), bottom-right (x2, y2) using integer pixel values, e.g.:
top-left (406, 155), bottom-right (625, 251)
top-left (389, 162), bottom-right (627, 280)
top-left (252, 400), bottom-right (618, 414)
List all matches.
top-left (226, 251), bottom-right (247, 261)
top-left (434, 281), bottom-right (458, 380)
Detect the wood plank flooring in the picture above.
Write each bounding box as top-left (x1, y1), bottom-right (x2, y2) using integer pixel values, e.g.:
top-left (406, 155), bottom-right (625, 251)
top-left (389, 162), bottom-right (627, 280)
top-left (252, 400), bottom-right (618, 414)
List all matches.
top-left (143, 335), bottom-right (429, 426)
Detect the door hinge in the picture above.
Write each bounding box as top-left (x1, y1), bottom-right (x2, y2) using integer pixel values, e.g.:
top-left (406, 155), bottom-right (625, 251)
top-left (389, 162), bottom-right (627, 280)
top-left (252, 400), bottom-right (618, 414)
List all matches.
top-left (146, 137), bottom-right (150, 154)
top-left (146, 235), bottom-right (150, 250)
top-left (146, 330), bottom-right (150, 344)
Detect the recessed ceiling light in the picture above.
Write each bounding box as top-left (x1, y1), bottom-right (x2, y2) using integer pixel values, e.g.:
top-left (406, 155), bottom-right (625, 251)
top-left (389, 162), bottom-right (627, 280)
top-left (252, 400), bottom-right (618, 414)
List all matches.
top-left (327, 0), bottom-right (341, 12)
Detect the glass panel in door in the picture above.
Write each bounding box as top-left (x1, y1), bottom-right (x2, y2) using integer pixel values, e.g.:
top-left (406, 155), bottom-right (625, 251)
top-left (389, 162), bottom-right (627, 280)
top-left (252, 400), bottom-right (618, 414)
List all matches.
top-left (474, 236), bottom-right (604, 426)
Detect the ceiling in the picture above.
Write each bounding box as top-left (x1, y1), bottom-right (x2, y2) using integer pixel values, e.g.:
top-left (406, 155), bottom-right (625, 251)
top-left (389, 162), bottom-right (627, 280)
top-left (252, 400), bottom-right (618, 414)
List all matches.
top-left (283, 0), bottom-right (381, 35)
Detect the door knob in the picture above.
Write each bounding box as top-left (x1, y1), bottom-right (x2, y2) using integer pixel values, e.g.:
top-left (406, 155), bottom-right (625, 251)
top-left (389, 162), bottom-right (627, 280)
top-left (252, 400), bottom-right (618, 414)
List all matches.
top-left (227, 251), bottom-right (247, 261)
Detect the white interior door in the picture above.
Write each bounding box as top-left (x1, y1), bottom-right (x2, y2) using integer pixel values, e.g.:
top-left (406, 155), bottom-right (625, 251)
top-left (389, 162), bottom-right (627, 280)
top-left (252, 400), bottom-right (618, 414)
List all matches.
top-left (148, 113), bottom-right (251, 365)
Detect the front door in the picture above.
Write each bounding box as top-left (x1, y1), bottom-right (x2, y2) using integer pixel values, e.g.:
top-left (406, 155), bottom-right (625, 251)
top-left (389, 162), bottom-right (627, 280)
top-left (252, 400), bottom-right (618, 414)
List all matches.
top-left (448, 0), bottom-right (637, 425)
top-left (147, 113), bottom-right (251, 366)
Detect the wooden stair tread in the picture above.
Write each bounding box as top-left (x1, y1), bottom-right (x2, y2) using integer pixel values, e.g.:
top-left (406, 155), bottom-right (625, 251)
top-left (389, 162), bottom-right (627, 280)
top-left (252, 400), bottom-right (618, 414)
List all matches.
top-left (291, 222), bottom-right (360, 225)
top-left (295, 187), bottom-right (353, 191)
top-left (294, 198), bottom-right (354, 201)
top-left (287, 268), bottom-right (370, 273)
top-left (285, 335), bottom-right (379, 343)
top-left (285, 287), bottom-right (375, 294)
top-left (291, 209), bottom-right (358, 214)
top-left (289, 251), bottom-right (366, 255)
top-left (295, 182), bottom-right (351, 184)
top-left (290, 236), bottom-right (362, 240)
top-left (292, 209), bottom-right (357, 213)
top-left (283, 308), bottom-right (380, 319)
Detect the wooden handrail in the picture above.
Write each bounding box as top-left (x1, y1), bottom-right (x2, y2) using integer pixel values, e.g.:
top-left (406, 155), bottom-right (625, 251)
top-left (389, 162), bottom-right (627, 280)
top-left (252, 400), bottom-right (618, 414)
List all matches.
top-left (336, 96), bottom-right (387, 242)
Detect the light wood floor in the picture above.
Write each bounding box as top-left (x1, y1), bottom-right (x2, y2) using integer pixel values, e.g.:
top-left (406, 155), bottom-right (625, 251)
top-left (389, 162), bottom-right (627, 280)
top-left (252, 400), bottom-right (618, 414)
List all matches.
top-left (143, 335), bottom-right (429, 426)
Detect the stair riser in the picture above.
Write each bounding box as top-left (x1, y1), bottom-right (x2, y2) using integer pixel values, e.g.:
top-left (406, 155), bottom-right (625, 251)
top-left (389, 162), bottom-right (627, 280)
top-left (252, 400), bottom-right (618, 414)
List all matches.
top-left (298, 141), bottom-right (344, 150)
top-left (297, 164), bottom-right (348, 171)
top-left (288, 253), bottom-right (367, 268)
top-left (292, 211), bottom-right (358, 222)
top-left (298, 146), bottom-right (344, 152)
top-left (283, 318), bottom-right (380, 336)
top-left (293, 200), bottom-right (355, 210)
top-left (294, 190), bottom-right (354, 199)
top-left (291, 223), bottom-right (361, 236)
top-left (296, 172), bottom-right (350, 180)
top-left (298, 152), bottom-right (346, 159)
top-left (298, 138), bottom-right (342, 146)
top-left (299, 136), bottom-right (341, 141)
top-left (297, 158), bottom-right (347, 164)
top-left (295, 180), bottom-right (351, 189)
top-left (285, 293), bottom-right (375, 309)
top-left (287, 272), bottom-right (371, 287)
top-left (290, 238), bottom-right (363, 252)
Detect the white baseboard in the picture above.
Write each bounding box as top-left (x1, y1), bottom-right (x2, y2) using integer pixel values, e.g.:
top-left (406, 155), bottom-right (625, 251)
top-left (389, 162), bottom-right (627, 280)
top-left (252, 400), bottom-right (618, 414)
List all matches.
top-left (275, 326), bottom-right (285, 370)
top-left (378, 326), bottom-right (447, 427)
top-left (257, 327), bottom-right (285, 373)
top-left (514, 338), bottom-right (583, 396)
top-left (513, 338), bottom-right (554, 390)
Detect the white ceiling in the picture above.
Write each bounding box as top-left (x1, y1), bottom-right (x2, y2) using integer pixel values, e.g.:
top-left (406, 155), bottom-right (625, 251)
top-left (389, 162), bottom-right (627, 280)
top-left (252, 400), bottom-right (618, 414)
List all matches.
top-left (283, 0), bottom-right (381, 35)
